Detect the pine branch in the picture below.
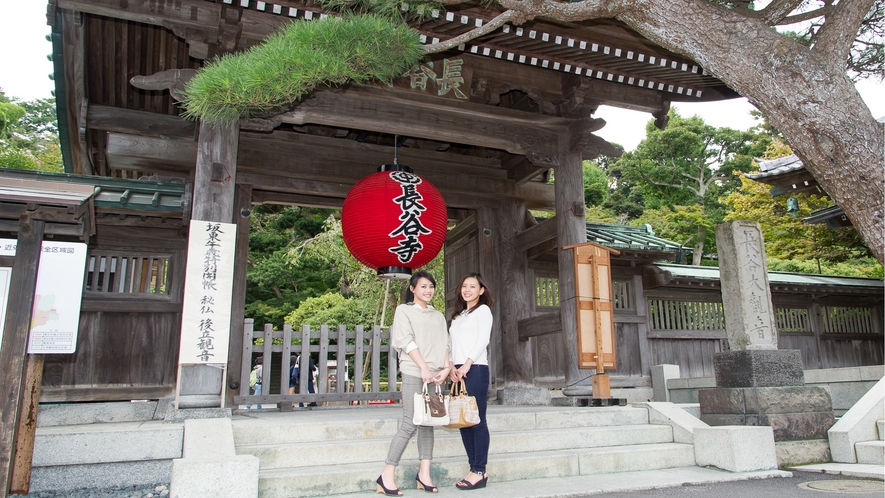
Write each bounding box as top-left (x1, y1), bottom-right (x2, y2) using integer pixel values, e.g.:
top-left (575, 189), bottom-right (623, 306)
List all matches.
top-left (812, 0), bottom-right (875, 72)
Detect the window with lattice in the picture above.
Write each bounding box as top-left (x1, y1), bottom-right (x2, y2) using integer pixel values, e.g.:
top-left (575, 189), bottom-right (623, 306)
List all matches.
top-left (85, 252), bottom-right (171, 296)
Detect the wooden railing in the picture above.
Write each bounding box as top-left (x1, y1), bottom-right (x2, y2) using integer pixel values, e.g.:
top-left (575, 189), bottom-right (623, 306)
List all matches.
top-left (235, 320), bottom-right (402, 409)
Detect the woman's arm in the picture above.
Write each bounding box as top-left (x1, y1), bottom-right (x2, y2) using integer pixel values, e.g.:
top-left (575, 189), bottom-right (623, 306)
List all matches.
top-left (408, 348), bottom-right (434, 383)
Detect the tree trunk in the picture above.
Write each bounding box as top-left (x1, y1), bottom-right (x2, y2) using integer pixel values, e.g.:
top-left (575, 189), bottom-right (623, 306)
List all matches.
top-left (614, 0), bottom-right (884, 263)
top-left (692, 225), bottom-right (706, 266)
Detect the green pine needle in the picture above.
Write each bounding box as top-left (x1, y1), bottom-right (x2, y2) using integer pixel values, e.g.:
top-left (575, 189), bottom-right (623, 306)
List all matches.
top-left (181, 14), bottom-right (425, 123)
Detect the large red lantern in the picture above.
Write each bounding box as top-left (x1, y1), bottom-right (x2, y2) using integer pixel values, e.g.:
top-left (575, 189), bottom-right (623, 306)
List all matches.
top-left (342, 164), bottom-right (447, 279)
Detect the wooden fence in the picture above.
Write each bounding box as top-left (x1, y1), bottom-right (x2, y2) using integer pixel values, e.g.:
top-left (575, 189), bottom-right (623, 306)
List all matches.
top-left (235, 320), bottom-right (402, 408)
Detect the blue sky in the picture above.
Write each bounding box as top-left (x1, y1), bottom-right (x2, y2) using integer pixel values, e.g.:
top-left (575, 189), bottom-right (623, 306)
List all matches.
top-left (1, 1), bottom-right (882, 151)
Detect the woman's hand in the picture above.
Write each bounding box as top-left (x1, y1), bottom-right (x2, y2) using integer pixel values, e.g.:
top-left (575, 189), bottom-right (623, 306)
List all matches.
top-left (420, 366), bottom-right (433, 383)
top-left (456, 364), bottom-right (471, 379)
top-left (432, 366), bottom-right (450, 385)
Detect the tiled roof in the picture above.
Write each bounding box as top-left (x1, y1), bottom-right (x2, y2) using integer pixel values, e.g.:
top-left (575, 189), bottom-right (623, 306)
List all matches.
top-left (0, 169), bottom-right (186, 214)
top-left (655, 263), bottom-right (883, 289)
top-left (746, 154), bottom-right (804, 179)
top-left (586, 222), bottom-right (687, 253)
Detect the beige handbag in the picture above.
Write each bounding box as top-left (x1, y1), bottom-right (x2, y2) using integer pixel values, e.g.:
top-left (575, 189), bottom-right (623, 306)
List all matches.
top-left (444, 379), bottom-right (480, 429)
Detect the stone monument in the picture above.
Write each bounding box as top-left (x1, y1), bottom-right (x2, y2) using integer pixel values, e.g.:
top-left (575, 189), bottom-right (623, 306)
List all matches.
top-left (699, 221), bottom-right (834, 466)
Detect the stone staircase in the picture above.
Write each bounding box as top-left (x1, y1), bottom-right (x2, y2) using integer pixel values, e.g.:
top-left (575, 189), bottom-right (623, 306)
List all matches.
top-left (231, 405), bottom-right (696, 497)
top-left (855, 419), bottom-right (885, 465)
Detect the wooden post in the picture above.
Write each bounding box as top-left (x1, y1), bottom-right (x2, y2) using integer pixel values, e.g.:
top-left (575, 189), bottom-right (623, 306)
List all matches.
top-left (10, 354), bottom-right (45, 495)
top-left (554, 144), bottom-right (590, 395)
top-left (0, 219), bottom-right (44, 496)
top-left (225, 183), bottom-right (252, 408)
top-left (179, 120), bottom-right (240, 409)
top-left (492, 201), bottom-right (534, 385)
top-left (475, 207), bottom-right (503, 391)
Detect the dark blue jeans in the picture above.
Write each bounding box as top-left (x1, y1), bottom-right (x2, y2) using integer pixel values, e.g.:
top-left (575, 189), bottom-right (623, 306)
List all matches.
top-left (457, 364), bottom-right (490, 474)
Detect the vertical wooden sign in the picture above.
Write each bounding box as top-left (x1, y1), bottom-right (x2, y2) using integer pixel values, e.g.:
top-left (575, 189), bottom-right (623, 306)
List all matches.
top-left (564, 242), bottom-right (619, 397)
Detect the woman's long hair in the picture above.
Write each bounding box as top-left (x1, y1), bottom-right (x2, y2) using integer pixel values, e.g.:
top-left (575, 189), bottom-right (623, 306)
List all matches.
top-left (451, 273), bottom-right (494, 319)
top-left (403, 270), bottom-right (437, 304)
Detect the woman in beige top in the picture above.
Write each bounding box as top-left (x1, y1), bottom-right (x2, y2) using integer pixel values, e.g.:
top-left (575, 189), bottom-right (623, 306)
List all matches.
top-left (376, 271), bottom-right (451, 496)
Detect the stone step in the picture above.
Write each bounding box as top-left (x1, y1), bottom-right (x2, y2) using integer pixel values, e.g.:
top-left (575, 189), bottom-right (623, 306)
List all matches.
top-left (238, 424), bottom-right (674, 469)
top-left (231, 405), bottom-right (650, 446)
top-left (33, 420), bottom-right (183, 467)
top-left (855, 440), bottom-right (885, 466)
top-left (256, 443), bottom-right (696, 498)
top-left (327, 466), bottom-right (792, 498)
top-left (30, 421), bottom-right (184, 493)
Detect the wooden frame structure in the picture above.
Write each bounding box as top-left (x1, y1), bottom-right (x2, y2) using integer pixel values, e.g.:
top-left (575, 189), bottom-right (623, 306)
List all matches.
top-left (0, 0), bottom-right (879, 413)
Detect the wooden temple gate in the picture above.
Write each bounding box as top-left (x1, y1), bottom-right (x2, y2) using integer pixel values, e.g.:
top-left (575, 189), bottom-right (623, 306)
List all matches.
top-left (0, 0), bottom-right (879, 412)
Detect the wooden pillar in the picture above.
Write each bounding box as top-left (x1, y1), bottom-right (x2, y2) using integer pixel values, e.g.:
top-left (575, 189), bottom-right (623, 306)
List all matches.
top-left (179, 120), bottom-right (240, 408)
top-left (192, 120), bottom-right (240, 223)
top-left (225, 184), bottom-right (252, 407)
top-left (475, 207), bottom-right (502, 391)
top-left (554, 143), bottom-right (591, 394)
top-left (0, 219), bottom-right (44, 495)
top-left (492, 201), bottom-right (534, 385)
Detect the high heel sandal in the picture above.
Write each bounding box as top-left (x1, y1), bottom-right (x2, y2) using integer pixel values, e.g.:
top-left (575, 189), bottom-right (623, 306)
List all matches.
top-left (416, 473), bottom-right (439, 493)
top-left (456, 472), bottom-right (488, 490)
top-left (376, 475), bottom-right (402, 497)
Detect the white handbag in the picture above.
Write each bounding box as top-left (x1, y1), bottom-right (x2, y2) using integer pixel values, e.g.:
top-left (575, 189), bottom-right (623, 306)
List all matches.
top-left (412, 383), bottom-right (450, 426)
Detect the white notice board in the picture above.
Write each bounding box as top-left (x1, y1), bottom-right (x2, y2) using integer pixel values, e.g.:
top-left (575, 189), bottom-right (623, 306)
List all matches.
top-left (0, 238), bottom-right (13, 349)
top-left (0, 239), bottom-right (88, 354)
top-left (28, 241), bottom-right (88, 354)
top-left (178, 220), bottom-right (236, 365)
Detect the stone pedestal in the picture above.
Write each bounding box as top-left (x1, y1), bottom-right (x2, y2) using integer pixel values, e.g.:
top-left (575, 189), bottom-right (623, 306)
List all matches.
top-left (699, 385), bottom-right (834, 441)
top-left (713, 350), bottom-right (804, 388)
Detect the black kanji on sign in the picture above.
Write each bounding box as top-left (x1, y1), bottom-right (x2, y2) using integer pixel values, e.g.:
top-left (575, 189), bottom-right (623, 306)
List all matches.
top-left (387, 172), bottom-right (433, 263)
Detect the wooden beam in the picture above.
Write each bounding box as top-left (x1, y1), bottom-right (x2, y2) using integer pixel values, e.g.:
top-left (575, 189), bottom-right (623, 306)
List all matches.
top-left (518, 312), bottom-right (563, 341)
top-left (58, 0), bottom-right (285, 58)
top-left (0, 219), bottom-right (43, 494)
top-left (105, 132), bottom-right (557, 210)
top-left (515, 215), bottom-right (558, 253)
top-left (503, 154), bottom-right (547, 186)
top-left (279, 87), bottom-right (564, 156)
top-left (526, 237), bottom-right (559, 261)
top-left (88, 105), bottom-right (197, 138)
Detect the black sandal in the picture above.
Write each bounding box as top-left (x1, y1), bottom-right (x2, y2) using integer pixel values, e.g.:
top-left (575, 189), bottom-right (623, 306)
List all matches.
top-left (376, 475), bottom-right (403, 496)
top-left (416, 473), bottom-right (439, 493)
top-left (456, 472), bottom-right (488, 490)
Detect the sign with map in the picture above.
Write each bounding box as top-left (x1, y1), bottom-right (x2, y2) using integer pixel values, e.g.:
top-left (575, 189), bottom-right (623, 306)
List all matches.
top-left (28, 241), bottom-right (88, 354)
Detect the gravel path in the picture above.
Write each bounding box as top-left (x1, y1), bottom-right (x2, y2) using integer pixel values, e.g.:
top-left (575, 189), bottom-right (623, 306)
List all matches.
top-left (12, 484), bottom-right (170, 498)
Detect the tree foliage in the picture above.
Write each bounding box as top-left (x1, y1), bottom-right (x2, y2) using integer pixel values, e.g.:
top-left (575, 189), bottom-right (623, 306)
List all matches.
top-left (182, 14), bottom-right (426, 122)
top-left (609, 109), bottom-right (764, 263)
top-left (723, 173), bottom-right (878, 274)
top-left (582, 160), bottom-right (609, 207)
top-left (244, 205), bottom-right (341, 328)
top-left (0, 90), bottom-right (62, 172)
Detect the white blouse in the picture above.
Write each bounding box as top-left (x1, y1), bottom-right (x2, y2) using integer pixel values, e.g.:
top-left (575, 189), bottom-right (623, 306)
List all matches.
top-left (449, 304), bottom-right (493, 366)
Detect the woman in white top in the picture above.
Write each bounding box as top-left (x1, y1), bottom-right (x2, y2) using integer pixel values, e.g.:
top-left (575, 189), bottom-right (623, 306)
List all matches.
top-left (448, 273), bottom-right (494, 490)
top-left (377, 271), bottom-right (451, 496)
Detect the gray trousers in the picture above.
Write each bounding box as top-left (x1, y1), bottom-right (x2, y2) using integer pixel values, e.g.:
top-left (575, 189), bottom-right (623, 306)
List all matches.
top-left (385, 373), bottom-right (435, 465)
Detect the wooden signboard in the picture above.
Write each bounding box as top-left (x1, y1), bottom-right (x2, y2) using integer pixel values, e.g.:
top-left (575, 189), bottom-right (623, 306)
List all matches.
top-left (564, 241), bottom-right (620, 397)
top-left (387, 55), bottom-right (473, 101)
